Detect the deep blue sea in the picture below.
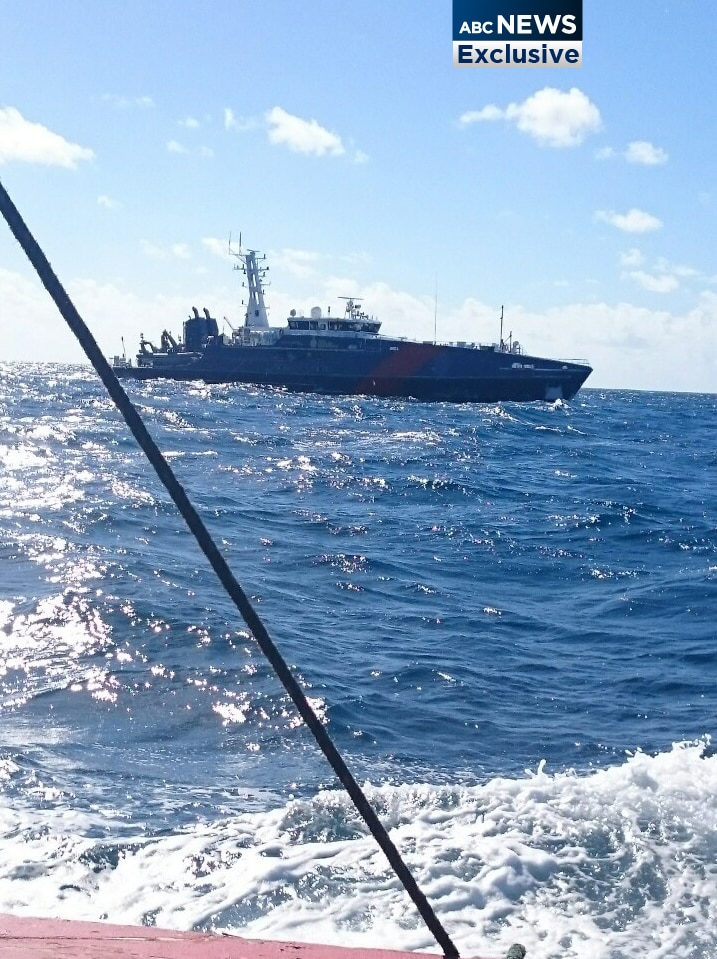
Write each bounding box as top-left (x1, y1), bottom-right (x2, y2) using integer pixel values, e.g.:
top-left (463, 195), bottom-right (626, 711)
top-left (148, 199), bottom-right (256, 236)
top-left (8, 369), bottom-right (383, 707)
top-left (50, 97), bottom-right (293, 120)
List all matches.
top-left (1, 363), bottom-right (716, 958)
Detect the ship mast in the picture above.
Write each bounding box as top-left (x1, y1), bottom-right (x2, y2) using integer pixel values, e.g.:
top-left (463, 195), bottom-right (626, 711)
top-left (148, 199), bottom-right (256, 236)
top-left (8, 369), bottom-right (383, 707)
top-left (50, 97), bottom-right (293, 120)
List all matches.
top-left (228, 238), bottom-right (270, 329)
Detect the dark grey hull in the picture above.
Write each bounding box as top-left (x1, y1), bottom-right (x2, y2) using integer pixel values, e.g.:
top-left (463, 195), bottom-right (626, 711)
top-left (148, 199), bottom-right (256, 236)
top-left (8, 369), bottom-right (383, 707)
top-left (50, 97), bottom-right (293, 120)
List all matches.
top-left (115, 338), bottom-right (592, 403)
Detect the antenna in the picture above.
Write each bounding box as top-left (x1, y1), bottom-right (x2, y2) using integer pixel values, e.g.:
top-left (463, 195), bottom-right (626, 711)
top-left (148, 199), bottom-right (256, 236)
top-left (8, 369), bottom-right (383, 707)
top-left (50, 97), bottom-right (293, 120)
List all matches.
top-left (228, 231), bottom-right (243, 261)
top-left (499, 305), bottom-right (504, 350)
top-left (228, 243), bottom-right (270, 329)
top-left (434, 275), bottom-right (438, 345)
top-left (338, 296), bottom-right (362, 319)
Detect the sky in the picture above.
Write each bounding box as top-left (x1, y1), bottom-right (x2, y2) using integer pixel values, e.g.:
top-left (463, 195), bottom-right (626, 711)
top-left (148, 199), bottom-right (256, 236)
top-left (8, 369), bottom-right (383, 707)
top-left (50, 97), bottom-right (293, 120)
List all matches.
top-left (1, 0), bottom-right (716, 392)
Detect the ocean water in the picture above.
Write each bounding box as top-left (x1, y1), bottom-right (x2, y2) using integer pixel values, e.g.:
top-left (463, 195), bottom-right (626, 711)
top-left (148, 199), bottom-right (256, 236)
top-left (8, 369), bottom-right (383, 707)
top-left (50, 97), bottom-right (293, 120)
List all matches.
top-left (0, 363), bottom-right (715, 959)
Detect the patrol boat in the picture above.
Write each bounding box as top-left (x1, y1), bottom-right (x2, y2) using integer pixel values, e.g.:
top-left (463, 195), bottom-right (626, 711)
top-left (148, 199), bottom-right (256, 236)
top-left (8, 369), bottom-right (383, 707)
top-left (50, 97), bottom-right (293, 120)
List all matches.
top-left (113, 247), bottom-right (592, 403)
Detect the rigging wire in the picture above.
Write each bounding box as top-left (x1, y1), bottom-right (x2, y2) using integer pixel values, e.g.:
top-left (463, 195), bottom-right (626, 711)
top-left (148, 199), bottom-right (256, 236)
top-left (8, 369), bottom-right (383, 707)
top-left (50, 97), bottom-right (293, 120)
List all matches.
top-left (0, 177), bottom-right (460, 959)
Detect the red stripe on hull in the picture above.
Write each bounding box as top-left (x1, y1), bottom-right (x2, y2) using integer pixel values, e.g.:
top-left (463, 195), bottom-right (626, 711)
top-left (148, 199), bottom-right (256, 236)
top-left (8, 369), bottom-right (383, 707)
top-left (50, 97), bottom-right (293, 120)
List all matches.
top-left (356, 343), bottom-right (437, 394)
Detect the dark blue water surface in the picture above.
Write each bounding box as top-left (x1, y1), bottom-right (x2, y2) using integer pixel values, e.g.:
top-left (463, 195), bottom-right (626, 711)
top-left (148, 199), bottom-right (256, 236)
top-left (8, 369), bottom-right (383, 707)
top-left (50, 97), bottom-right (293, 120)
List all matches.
top-left (1, 364), bottom-right (716, 957)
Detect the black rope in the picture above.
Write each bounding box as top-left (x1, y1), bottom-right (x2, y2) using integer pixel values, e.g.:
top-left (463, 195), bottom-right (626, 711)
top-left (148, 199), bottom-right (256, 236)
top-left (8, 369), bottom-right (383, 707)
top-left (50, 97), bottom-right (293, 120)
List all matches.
top-left (0, 178), bottom-right (460, 959)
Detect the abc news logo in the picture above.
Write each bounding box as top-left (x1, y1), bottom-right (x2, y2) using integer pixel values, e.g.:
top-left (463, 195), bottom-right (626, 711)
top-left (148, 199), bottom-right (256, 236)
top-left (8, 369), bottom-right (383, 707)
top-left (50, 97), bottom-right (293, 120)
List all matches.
top-left (453, 2), bottom-right (583, 68)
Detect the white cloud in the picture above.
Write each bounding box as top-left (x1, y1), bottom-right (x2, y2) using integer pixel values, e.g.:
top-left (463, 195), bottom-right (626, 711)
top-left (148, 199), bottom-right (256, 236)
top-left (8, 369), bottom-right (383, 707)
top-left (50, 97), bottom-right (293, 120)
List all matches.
top-left (459, 87), bottom-right (602, 147)
top-left (0, 107), bottom-right (94, 168)
top-left (0, 267), bottom-right (89, 361)
top-left (627, 270), bottom-right (679, 293)
top-left (537, 294), bottom-right (717, 391)
top-left (101, 94), bottom-right (154, 110)
top-left (97, 195), bottom-right (119, 210)
top-left (180, 116), bottom-right (200, 129)
top-left (140, 240), bottom-right (166, 259)
top-left (224, 108), bottom-right (257, 132)
top-left (271, 248), bottom-right (322, 279)
top-left (265, 106), bottom-right (346, 157)
top-left (622, 254), bottom-right (701, 294)
top-left (619, 248), bottom-right (644, 268)
top-left (595, 146), bottom-right (616, 160)
top-left (140, 240), bottom-right (193, 260)
top-left (166, 139), bottom-right (212, 158)
top-left (626, 140), bottom-right (668, 165)
top-left (0, 267), bottom-right (179, 364)
top-left (201, 237), bottom-right (232, 260)
top-left (653, 257), bottom-right (698, 279)
top-left (596, 141), bottom-right (668, 165)
top-left (595, 208), bottom-right (663, 233)
top-left (459, 105), bottom-right (504, 125)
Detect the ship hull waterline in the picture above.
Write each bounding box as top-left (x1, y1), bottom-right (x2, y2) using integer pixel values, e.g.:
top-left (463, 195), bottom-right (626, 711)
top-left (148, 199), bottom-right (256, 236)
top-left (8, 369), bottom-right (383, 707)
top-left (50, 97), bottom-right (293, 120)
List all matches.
top-left (115, 355), bottom-right (591, 403)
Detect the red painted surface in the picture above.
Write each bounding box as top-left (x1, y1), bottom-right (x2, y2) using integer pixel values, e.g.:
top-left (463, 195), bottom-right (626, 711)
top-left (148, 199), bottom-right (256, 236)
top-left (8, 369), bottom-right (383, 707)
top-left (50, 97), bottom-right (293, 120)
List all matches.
top-left (0, 915), bottom-right (496, 959)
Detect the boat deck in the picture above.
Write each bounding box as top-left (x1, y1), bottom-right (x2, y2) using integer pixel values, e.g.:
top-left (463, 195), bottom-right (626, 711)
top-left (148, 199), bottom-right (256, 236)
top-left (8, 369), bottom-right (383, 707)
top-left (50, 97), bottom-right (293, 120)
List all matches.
top-left (0, 915), bottom-right (502, 959)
